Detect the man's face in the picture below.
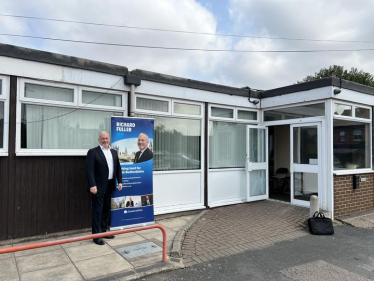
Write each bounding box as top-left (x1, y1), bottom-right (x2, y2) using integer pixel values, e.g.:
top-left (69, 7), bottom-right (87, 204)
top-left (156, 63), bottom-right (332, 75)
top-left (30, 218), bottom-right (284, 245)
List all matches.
top-left (137, 134), bottom-right (149, 151)
top-left (98, 132), bottom-right (110, 149)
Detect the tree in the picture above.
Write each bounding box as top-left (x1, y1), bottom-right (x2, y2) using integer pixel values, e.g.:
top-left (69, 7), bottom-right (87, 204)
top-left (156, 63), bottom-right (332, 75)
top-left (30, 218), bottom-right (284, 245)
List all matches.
top-left (298, 65), bottom-right (374, 87)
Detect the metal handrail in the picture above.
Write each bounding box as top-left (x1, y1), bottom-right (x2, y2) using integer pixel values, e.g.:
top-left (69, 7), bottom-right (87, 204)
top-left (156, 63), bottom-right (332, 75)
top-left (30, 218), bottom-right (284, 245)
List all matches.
top-left (0, 224), bottom-right (168, 262)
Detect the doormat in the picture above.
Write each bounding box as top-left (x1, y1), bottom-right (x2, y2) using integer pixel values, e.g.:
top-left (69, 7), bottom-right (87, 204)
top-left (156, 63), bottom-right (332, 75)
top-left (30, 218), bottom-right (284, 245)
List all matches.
top-left (116, 242), bottom-right (162, 259)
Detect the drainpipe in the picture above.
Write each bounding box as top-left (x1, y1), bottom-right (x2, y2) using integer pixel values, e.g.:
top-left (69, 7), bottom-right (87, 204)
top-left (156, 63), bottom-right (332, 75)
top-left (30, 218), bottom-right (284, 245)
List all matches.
top-left (124, 74), bottom-right (141, 116)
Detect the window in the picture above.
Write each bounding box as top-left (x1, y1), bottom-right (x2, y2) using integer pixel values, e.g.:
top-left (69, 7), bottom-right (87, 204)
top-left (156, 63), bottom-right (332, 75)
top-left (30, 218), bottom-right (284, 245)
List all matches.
top-left (334, 103), bottom-right (352, 116)
top-left (135, 96), bottom-right (203, 171)
top-left (211, 107), bottom-right (233, 119)
top-left (0, 75), bottom-right (9, 154)
top-left (355, 107), bottom-right (370, 119)
top-left (209, 122), bottom-right (247, 169)
top-left (264, 103), bottom-right (325, 121)
top-left (136, 97), bottom-right (168, 113)
top-left (237, 110), bottom-right (257, 121)
top-left (333, 120), bottom-right (370, 170)
top-left (18, 79), bottom-right (127, 155)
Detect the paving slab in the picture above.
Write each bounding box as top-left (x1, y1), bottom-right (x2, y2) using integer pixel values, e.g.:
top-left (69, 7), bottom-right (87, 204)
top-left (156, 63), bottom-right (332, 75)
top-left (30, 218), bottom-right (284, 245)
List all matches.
top-left (14, 245), bottom-right (62, 257)
top-left (105, 233), bottom-right (146, 247)
top-left (157, 218), bottom-right (189, 230)
top-left (64, 243), bottom-right (116, 262)
top-left (0, 245), bottom-right (14, 260)
top-left (0, 257), bottom-right (18, 280)
top-left (16, 249), bottom-right (70, 274)
top-left (19, 263), bottom-right (84, 281)
top-left (75, 253), bottom-right (133, 280)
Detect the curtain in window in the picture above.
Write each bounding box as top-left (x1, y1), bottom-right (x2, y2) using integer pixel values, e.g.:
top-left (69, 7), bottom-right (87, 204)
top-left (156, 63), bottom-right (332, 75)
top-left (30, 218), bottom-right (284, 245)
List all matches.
top-left (136, 114), bottom-right (201, 171)
top-left (137, 97), bottom-right (168, 112)
top-left (82, 91), bottom-right (122, 107)
top-left (25, 83), bottom-right (74, 102)
top-left (21, 104), bottom-right (116, 149)
top-left (209, 121), bottom-right (246, 169)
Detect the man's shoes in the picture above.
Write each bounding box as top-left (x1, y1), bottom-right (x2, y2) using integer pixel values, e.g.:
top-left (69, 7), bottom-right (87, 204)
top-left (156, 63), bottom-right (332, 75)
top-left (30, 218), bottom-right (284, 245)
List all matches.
top-left (93, 238), bottom-right (105, 245)
top-left (104, 235), bottom-right (115, 239)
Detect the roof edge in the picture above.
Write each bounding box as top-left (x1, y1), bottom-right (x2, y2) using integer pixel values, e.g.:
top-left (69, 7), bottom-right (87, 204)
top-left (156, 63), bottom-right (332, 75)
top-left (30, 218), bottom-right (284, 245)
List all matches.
top-left (0, 43), bottom-right (128, 76)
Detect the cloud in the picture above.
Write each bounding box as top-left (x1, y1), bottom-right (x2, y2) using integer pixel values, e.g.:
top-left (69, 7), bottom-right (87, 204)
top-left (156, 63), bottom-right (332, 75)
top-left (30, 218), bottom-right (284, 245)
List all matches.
top-left (1, 0), bottom-right (374, 90)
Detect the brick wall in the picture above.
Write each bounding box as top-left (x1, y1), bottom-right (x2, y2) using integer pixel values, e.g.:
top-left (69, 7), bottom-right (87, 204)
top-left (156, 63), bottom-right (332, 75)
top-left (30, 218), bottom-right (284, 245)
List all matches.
top-left (334, 174), bottom-right (374, 217)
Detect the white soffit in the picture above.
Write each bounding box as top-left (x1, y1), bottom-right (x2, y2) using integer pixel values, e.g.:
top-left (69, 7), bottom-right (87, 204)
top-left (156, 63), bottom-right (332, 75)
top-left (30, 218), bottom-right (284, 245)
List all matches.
top-left (261, 86), bottom-right (332, 109)
top-left (333, 88), bottom-right (374, 106)
top-left (136, 80), bottom-right (258, 109)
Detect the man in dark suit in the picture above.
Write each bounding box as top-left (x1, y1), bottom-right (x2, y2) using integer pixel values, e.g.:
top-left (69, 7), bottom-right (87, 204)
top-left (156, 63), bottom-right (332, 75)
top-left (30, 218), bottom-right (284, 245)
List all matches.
top-left (86, 131), bottom-right (122, 245)
top-left (134, 133), bottom-right (153, 163)
top-left (142, 195), bottom-right (152, 206)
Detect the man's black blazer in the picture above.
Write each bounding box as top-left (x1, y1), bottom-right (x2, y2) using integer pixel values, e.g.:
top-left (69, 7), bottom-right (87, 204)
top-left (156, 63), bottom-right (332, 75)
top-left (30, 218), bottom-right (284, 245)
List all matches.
top-left (86, 146), bottom-right (122, 194)
top-left (134, 147), bottom-right (153, 164)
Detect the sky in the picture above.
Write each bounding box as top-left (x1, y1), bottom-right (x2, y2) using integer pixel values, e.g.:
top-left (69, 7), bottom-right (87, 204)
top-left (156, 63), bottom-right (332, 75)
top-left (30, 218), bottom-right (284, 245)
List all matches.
top-left (1, 0), bottom-right (374, 90)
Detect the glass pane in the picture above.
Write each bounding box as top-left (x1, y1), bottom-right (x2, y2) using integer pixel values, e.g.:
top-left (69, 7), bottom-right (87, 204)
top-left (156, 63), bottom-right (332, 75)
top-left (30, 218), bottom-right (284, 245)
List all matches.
top-left (209, 122), bottom-right (246, 169)
top-left (0, 101), bottom-right (3, 148)
top-left (211, 107), bottom-right (233, 118)
top-left (264, 103), bottom-right (325, 121)
top-left (250, 169), bottom-right (266, 196)
top-left (21, 104), bottom-right (119, 149)
top-left (174, 103), bottom-right (201, 115)
top-left (238, 110), bottom-right (257, 120)
top-left (334, 103), bottom-right (352, 116)
top-left (25, 83), bottom-right (74, 102)
top-left (293, 126), bottom-right (318, 164)
top-left (136, 97), bottom-right (168, 112)
top-left (333, 119), bottom-right (370, 170)
top-left (136, 114), bottom-right (201, 171)
top-left (248, 128), bottom-right (265, 162)
top-left (355, 107), bottom-right (370, 119)
top-left (0, 80), bottom-right (2, 95)
top-left (82, 91), bottom-right (122, 107)
top-left (293, 172), bottom-right (318, 201)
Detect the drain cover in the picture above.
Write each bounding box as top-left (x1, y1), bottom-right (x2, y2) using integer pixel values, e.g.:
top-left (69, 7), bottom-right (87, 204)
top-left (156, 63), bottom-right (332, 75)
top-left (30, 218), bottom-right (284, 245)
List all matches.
top-left (116, 242), bottom-right (162, 259)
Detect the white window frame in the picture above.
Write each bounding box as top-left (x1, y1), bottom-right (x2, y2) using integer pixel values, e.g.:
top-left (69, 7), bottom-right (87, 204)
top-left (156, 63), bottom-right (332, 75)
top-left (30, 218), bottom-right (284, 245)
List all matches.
top-left (79, 86), bottom-right (127, 111)
top-left (172, 100), bottom-right (204, 118)
top-left (0, 75), bottom-right (9, 156)
top-left (16, 78), bottom-right (127, 156)
top-left (209, 104), bottom-right (235, 121)
top-left (236, 107), bottom-right (259, 123)
top-left (135, 94), bottom-right (171, 116)
top-left (20, 78), bottom-right (77, 107)
top-left (333, 101), bottom-right (372, 174)
top-left (134, 94), bottom-right (204, 174)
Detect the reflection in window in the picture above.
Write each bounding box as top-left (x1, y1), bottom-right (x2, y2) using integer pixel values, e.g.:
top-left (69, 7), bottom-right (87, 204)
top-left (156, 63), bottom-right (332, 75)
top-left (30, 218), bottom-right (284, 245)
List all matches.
top-left (334, 103), bottom-right (352, 116)
top-left (209, 122), bottom-right (246, 169)
top-left (264, 103), bottom-right (325, 121)
top-left (0, 101), bottom-right (3, 148)
top-left (340, 131), bottom-right (345, 142)
top-left (355, 107), bottom-right (370, 119)
top-left (0, 80), bottom-right (2, 95)
top-left (136, 114), bottom-right (201, 171)
top-left (333, 120), bottom-right (370, 170)
top-left (21, 104), bottom-right (118, 149)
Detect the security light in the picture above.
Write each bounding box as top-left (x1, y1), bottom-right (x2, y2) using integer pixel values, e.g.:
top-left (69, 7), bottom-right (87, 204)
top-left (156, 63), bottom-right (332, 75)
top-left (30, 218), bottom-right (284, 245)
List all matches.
top-left (334, 89), bottom-right (341, 95)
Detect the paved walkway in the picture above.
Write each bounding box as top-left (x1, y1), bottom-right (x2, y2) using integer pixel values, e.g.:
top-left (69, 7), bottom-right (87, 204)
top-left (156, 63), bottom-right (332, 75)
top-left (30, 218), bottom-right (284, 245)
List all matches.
top-left (182, 201), bottom-right (310, 267)
top-left (0, 215), bottom-right (192, 281)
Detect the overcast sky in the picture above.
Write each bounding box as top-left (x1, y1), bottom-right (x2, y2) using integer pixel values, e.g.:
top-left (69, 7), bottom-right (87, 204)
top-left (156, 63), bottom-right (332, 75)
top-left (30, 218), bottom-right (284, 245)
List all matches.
top-left (1, 0), bottom-right (374, 90)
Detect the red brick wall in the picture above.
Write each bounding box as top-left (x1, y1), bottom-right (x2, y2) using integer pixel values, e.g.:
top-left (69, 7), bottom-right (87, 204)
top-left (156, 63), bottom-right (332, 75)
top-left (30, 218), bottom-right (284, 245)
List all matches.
top-left (334, 174), bottom-right (374, 217)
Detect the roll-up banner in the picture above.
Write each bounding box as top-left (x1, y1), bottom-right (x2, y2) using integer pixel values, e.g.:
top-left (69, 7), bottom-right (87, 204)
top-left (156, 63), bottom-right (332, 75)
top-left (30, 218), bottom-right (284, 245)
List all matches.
top-left (110, 117), bottom-right (154, 229)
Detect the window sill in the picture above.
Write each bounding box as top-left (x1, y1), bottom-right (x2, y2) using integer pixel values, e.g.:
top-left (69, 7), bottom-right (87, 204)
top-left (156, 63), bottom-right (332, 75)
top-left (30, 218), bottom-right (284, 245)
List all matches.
top-left (333, 169), bottom-right (374, 176)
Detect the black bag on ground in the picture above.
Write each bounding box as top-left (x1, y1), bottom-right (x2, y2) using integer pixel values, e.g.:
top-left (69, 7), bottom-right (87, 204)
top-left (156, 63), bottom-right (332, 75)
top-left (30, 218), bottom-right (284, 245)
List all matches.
top-left (308, 211), bottom-right (334, 235)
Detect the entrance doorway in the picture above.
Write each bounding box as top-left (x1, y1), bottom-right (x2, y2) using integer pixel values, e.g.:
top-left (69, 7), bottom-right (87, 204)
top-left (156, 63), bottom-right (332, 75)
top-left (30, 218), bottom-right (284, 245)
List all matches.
top-left (269, 125), bottom-right (291, 202)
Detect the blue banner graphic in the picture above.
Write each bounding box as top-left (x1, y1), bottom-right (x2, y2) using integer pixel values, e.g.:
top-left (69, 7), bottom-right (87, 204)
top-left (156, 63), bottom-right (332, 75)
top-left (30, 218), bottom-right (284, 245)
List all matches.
top-left (110, 117), bottom-right (154, 229)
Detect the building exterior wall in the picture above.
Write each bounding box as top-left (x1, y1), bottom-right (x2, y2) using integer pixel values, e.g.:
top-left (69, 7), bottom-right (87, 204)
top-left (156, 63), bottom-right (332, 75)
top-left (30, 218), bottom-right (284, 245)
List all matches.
top-left (334, 173), bottom-right (374, 217)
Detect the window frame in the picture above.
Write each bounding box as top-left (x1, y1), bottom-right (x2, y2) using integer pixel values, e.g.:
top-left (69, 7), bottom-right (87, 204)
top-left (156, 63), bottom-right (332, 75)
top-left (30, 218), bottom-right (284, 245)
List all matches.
top-left (134, 94), bottom-right (204, 173)
top-left (16, 78), bottom-right (127, 156)
top-left (332, 101), bottom-right (372, 174)
top-left (236, 107), bottom-right (259, 123)
top-left (0, 75), bottom-right (9, 156)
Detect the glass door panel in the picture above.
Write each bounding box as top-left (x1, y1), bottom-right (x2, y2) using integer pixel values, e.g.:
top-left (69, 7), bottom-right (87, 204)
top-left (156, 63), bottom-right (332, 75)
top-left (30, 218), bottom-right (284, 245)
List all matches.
top-left (291, 123), bottom-right (321, 207)
top-left (246, 126), bottom-right (268, 202)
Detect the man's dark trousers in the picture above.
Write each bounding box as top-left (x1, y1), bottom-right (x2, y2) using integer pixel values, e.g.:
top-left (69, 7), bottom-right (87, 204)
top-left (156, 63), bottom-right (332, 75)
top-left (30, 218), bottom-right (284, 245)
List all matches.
top-left (91, 179), bottom-right (114, 234)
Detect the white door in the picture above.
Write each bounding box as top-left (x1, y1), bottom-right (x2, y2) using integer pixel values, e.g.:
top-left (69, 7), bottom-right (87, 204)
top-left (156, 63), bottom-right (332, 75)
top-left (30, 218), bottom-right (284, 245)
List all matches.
top-left (246, 125), bottom-right (268, 202)
top-left (290, 123), bottom-right (321, 207)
